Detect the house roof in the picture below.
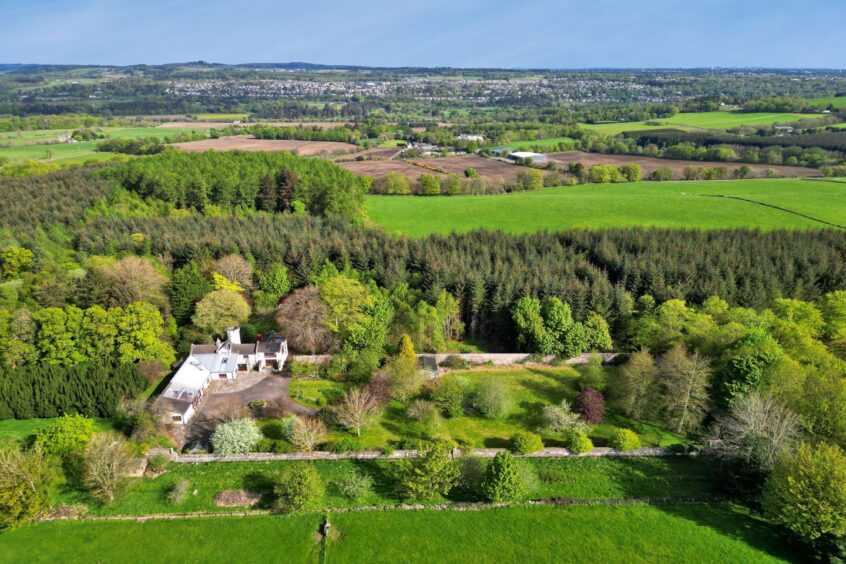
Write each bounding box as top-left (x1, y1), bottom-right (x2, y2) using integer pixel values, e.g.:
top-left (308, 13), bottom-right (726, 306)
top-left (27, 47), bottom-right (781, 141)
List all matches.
top-left (510, 151), bottom-right (547, 159)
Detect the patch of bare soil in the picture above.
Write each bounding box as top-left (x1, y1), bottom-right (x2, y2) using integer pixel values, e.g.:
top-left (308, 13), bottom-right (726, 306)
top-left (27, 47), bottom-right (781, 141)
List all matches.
top-left (214, 490), bottom-right (262, 507)
top-left (172, 135), bottom-right (358, 156)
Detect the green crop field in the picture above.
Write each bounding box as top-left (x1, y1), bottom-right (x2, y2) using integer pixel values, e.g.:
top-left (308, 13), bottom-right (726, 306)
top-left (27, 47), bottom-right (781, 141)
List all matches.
top-left (806, 96), bottom-right (846, 109)
top-left (0, 504), bottom-right (798, 563)
top-left (579, 111), bottom-right (820, 135)
top-left (367, 178), bottom-right (846, 236)
top-left (192, 113), bottom-right (250, 121)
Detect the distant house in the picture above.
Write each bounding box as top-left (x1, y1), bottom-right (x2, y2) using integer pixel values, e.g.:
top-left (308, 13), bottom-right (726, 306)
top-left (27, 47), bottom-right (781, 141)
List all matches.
top-left (458, 134), bottom-right (484, 142)
top-left (508, 151), bottom-right (548, 164)
top-left (773, 125), bottom-right (794, 136)
top-left (159, 327), bottom-right (288, 424)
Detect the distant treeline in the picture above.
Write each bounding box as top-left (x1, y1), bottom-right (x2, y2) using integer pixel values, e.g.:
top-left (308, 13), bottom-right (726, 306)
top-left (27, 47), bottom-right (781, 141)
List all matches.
top-left (627, 128), bottom-right (846, 153)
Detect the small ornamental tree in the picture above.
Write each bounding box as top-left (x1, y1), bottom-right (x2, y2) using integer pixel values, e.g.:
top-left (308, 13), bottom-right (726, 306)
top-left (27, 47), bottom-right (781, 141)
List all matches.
top-left (473, 380), bottom-right (512, 419)
top-left (273, 463), bottom-right (324, 514)
top-left (210, 418), bottom-right (262, 455)
top-left (431, 376), bottom-right (465, 417)
top-left (82, 432), bottom-right (131, 504)
top-left (574, 387), bottom-right (605, 424)
top-left (192, 289), bottom-right (251, 335)
top-left (610, 428), bottom-right (641, 451)
top-left (541, 400), bottom-right (587, 436)
top-left (289, 417), bottom-right (328, 452)
top-left (385, 335), bottom-right (425, 402)
top-left (333, 387), bottom-right (380, 437)
top-left (763, 442), bottom-right (846, 542)
top-left (511, 431), bottom-right (544, 455)
top-left (0, 446), bottom-right (55, 530)
top-left (481, 451), bottom-right (526, 502)
top-left (395, 440), bottom-right (459, 500)
top-left (33, 413), bottom-right (96, 459)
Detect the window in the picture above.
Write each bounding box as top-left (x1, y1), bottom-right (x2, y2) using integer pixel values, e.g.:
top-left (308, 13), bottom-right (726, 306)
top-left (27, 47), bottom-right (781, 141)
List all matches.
top-left (172, 415), bottom-right (183, 422)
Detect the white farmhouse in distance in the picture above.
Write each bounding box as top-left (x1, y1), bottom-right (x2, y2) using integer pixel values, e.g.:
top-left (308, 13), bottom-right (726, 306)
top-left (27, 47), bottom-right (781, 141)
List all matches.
top-left (159, 327), bottom-right (288, 424)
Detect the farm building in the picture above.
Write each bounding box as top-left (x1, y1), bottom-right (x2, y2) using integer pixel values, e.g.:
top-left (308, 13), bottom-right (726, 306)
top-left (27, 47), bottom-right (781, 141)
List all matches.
top-left (508, 151), bottom-right (548, 164)
top-left (158, 327), bottom-right (288, 424)
top-left (490, 147), bottom-right (511, 157)
top-left (458, 134), bottom-right (484, 142)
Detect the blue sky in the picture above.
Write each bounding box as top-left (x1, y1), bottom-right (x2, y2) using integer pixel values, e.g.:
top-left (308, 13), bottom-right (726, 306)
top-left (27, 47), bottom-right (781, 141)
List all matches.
top-left (2, 0), bottom-right (844, 68)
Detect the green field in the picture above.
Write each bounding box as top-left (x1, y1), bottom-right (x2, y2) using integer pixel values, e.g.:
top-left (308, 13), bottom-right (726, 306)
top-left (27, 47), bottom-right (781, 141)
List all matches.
top-left (0, 504), bottom-right (797, 563)
top-left (806, 96), bottom-right (846, 109)
top-left (504, 136), bottom-right (575, 151)
top-left (0, 126), bottom-right (208, 164)
top-left (192, 113), bottom-right (250, 121)
top-left (367, 178), bottom-right (846, 236)
top-left (579, 111), bottom-right (821, 135)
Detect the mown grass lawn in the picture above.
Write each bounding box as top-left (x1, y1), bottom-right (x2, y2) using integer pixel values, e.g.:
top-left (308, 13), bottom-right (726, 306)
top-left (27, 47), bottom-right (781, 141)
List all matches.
top-left (55, 456), bottom-right (714, 517)
top-left (328, 504), bottom-right (798, 564)
top-left (0, 514), bottom-right (322, 564)
top-left (0, 503), bottom-right (795, 564)
top-left (367, 178), bottom-right (846, 236)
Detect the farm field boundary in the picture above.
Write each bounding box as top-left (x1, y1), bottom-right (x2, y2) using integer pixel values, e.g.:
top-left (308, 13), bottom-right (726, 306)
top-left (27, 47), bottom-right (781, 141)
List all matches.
top-left (701, 194), bottom-right (846, 229)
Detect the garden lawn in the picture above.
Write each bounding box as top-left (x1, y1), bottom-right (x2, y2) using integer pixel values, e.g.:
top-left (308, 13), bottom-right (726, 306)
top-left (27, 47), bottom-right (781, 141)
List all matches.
top-left (54, 456), bottom-right (714, 517)
top-left (367, 178), bottom-right (846, 236)
top-left (294, 366), bottom-right (684, 449)
top-left (328, 504), bottom-right (798, 563)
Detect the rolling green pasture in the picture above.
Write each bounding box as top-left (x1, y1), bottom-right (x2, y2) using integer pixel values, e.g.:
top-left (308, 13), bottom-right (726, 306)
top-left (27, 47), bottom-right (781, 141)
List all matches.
top-left (0, 126), bottom-right (208, 164)
top-left (504, 136), bottom-right (575, 151)
top-left (367, 178), bottom-right (846, 236)
top-left (0, 504), bottom-right (797, 563)
top-left (806, 96), bottom-right (846, 109)
top-left (580, 111), bottom-right (820, 135)
top-left (290, 366), bottom-right (684, 449)
top-left (192, 113), bottom-right (250, 121)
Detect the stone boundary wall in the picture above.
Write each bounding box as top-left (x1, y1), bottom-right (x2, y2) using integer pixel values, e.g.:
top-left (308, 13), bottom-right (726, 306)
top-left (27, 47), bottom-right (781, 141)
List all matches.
top-left (148, 446), bottom-right (681, 463)
top-left (289, 352), bottom-right (622, 367)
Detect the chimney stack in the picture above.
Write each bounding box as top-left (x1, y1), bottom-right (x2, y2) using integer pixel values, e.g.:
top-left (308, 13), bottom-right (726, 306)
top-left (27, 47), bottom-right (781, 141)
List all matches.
top-left (225, 326), bottom-right (241, 345)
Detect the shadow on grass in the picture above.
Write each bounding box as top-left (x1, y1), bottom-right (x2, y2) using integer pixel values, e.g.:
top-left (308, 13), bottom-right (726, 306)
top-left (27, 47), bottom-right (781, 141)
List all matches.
top-left (243, 471), bottom-right (277, 508)
top-left (656, 503), bottom-right (804, 562)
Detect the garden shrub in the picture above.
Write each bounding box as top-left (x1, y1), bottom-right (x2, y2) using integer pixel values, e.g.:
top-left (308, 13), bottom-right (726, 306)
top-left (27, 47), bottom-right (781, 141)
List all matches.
top-left (248, 400), bottom-right (267, 412)
top-left (146, 454), bottom-right (169, 473)
top-left (332, 469), bottom-right (373, 500)
top-left (574, 387), bottom-right (605, 424)
top-left (566, 430), bottom-right (594, 454)
top-left (328, 437), bottom-right (362, 453)
top-left (260, 419), bottom-right (286, 440)
top-left (457, 456), bottom-right (487, 498)
top-left (33, 414), bottom-right (96, 459)
top-left (610, 428), bottom-right (641, 451)
top-left (480, 451), bottom-right (526, 502)
top-left (167, 480), bottom-right (190, 505)
top-left (510, 431), bottom-right (544, 455)
top-left (473, 380), bottom-right (512, 419)
top-left (406, 399), bottom-right (437, 422)
top-left (273, 463), bottom-right (324, 514)
top-left (210, 418), bottom-right (262, 455)
top-left (431, 376), bottom-right (465, 417)
top-left (395, 440), bottom-right (459, 500)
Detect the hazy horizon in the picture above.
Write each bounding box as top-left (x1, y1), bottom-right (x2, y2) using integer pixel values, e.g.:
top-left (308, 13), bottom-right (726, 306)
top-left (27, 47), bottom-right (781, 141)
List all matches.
top-left (2, 0), bottom-right (844, 69)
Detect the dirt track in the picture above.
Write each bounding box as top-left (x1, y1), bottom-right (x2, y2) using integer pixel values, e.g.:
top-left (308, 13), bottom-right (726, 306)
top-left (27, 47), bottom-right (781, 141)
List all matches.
top-left (338, 155), bottom-right (522, 181)
top-left (548, 151), bottom-right (820, 178)
top-left (171, 135), bottom-right (359, 156)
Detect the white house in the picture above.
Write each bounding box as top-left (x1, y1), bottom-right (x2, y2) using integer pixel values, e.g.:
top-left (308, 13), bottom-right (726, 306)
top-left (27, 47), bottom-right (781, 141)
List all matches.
top-left (159, 327), bottom-right (288, 424)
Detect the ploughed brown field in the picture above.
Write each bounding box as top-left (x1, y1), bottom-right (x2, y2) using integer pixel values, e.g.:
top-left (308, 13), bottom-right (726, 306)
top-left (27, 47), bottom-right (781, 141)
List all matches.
top-left (157, 121), bottom-right (352, 129)
top-left (171, 135), bottom-right (359, 156)
top-left (548, 151), bottom-right (821, 178)
top-left (338, 155), bottom-right (522, 181)
top-left (334, 148), bottom-right (401, 161)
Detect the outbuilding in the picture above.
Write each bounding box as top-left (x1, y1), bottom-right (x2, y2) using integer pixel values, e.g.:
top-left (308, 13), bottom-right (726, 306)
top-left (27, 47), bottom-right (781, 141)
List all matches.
top-left (508, 151), bottom-right (548, 164)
